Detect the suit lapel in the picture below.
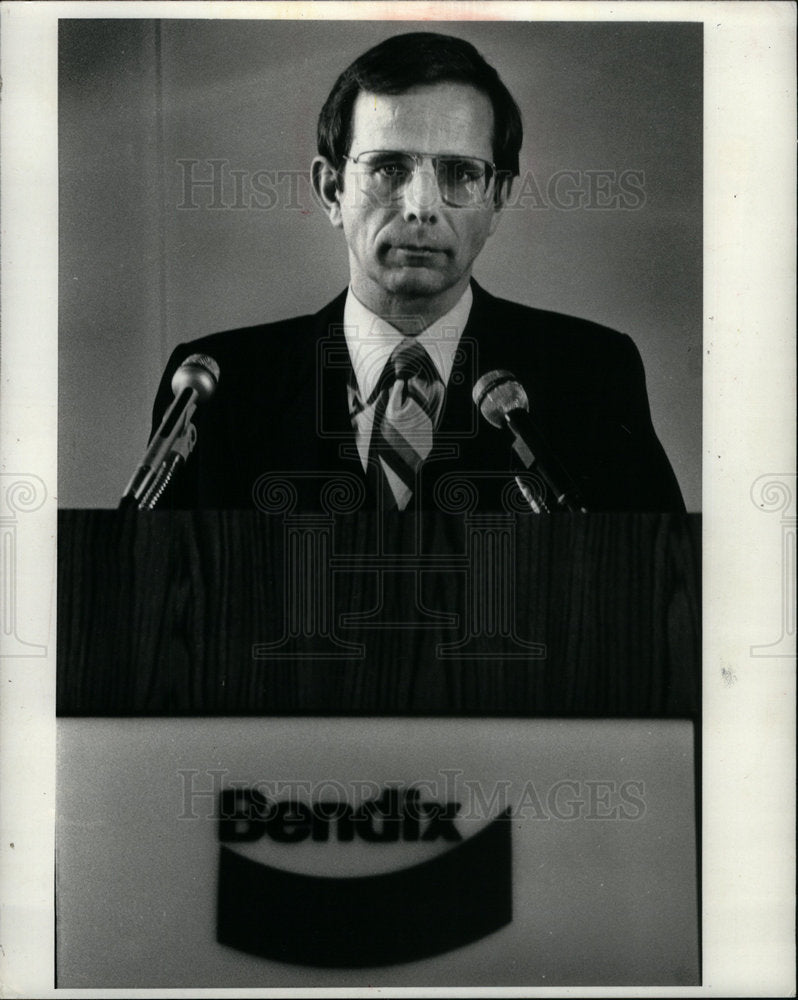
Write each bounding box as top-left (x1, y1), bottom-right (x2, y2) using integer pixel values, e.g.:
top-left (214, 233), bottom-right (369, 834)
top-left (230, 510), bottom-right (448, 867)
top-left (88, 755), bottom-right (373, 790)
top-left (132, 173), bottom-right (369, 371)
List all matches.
top-left (435, 281), bottom-right (510, 464)
top-left (312, 290), bottom-right (379, 500)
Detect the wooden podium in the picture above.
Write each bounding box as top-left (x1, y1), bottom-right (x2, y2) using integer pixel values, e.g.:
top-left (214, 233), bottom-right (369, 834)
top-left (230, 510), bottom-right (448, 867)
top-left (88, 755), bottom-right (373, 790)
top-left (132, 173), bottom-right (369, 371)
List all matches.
top-left (57, 510), bottom-right (700, 717)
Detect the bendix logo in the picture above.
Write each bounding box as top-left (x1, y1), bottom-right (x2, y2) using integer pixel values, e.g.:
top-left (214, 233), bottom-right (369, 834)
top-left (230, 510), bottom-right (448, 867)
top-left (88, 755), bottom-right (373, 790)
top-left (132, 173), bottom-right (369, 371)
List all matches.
top-left (216, 784), bottom-right (512, 966)
top-left (219, 786), bottom-right (463, 844)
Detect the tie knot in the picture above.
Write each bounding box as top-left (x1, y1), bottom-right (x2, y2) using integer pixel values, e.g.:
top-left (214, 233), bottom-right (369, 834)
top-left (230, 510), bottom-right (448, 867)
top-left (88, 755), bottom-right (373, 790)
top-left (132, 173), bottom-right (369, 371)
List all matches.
top-left (390, 339), bottom-right (436, 384)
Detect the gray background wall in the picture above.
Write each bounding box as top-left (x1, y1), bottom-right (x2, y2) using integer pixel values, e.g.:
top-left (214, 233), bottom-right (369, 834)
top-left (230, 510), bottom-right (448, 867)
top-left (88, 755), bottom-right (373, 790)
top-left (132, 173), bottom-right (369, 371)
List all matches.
top-left (59, 19), bottom-right (702, 509)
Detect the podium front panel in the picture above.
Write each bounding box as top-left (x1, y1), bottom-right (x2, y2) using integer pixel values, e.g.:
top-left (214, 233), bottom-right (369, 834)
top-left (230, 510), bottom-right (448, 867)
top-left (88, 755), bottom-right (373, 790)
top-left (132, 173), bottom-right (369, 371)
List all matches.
top-left (57, 717), bottom-right (698, 987)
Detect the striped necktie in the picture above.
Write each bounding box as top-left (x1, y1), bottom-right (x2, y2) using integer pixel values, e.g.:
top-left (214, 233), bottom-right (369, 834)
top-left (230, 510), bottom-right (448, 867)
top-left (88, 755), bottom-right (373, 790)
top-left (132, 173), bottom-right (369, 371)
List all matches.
top-left (348, 339), bottom-right (445, 510)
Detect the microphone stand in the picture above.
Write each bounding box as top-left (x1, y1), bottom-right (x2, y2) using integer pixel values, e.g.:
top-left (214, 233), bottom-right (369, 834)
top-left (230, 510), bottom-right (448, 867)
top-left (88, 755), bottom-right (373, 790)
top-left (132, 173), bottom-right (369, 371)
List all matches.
top-left (504, 410), bottom-right (587, 513)
top-left (137, 420), bottom-right (197, 510)
top-left (119, 353), bottom-right (219, 511)
top-left (119, 389), bottom-right (201, 511)
top-left (472, 370), bottom-right (588, 514)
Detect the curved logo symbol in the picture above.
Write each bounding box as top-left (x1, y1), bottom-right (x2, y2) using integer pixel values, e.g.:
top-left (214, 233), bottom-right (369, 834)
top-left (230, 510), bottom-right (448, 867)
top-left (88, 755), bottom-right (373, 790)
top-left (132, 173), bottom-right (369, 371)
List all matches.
top-left (216, 789), bottom-right (512, 967)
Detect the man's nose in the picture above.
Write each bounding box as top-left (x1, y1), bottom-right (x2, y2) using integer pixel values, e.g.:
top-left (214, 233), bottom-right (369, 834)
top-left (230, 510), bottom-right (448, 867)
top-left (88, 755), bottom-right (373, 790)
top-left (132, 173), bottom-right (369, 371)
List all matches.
top-left (400, 161), bottom-right (441, 223)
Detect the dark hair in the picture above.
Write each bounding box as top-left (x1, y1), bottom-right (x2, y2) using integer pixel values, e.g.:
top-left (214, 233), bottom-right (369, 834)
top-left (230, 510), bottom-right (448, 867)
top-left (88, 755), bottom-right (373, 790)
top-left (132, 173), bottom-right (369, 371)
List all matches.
top-left (317, 32), bottom-right (523, 186)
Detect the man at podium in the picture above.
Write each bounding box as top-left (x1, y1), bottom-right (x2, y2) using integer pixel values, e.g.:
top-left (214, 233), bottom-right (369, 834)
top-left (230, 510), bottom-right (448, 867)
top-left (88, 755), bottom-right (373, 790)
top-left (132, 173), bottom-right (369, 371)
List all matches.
top-left (143, 31), bottom-right (684, 514)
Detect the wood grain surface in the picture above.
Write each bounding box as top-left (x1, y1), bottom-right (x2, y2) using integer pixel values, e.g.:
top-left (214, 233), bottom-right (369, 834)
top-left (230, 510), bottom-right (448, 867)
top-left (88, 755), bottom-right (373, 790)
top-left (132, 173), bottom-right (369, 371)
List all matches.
top-left (57, 511), bottom-right (700, 716)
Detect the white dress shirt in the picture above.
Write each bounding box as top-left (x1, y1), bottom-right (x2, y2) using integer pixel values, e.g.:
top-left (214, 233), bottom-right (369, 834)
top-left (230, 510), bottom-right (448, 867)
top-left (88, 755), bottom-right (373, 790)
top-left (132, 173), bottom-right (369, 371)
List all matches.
top-left (343, 285), bottom-right (473, 471)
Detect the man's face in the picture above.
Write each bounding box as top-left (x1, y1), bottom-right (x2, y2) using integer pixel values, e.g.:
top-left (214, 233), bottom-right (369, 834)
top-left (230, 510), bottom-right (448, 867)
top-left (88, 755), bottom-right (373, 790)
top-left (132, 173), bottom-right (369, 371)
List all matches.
top-left (325, 82), bottom-right (505, 319)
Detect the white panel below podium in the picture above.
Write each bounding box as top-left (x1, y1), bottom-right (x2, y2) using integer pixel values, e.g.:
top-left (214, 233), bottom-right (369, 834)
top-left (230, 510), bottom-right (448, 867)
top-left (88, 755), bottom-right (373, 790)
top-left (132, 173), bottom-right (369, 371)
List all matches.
top-left (57, 717), bottom-right (698, 987)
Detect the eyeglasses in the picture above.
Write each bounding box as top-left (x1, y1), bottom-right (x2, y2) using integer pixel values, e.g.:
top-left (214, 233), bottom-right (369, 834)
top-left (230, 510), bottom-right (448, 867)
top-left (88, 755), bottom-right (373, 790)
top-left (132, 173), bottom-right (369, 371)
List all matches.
top-left (342, 150), bottom-right (496, 207)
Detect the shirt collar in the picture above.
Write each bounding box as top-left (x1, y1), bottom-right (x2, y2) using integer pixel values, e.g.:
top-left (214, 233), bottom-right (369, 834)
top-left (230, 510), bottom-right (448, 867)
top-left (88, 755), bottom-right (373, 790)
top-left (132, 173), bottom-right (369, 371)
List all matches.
top-left (343, 284), bottom-right (473, 402)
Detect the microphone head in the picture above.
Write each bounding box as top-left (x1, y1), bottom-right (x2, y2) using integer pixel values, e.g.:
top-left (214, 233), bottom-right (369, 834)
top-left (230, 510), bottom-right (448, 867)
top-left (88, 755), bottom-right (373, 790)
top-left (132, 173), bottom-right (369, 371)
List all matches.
top-left (171, 353), bottom-right (220, 403)
top-left (472, 369), bottom-right (529, 428)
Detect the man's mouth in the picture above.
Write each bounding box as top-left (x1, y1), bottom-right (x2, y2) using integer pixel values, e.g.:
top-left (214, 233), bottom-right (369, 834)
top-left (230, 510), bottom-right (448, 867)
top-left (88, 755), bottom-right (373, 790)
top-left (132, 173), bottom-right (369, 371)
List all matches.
top-left (392, 244), bottom-right (446, 257)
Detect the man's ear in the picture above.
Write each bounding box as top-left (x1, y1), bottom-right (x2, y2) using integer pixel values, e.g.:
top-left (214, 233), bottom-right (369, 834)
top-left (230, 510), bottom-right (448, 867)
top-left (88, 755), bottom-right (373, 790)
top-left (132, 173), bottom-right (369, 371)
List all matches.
top-left (311, 156), bottom-right (343, 227)
top-left (488, 173), bottom-right (514, 236)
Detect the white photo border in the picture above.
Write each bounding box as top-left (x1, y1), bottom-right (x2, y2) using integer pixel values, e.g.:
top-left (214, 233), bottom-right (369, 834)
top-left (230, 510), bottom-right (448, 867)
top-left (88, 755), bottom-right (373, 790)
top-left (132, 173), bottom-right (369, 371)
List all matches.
top-left (0, 1), bottom-right (795, 996)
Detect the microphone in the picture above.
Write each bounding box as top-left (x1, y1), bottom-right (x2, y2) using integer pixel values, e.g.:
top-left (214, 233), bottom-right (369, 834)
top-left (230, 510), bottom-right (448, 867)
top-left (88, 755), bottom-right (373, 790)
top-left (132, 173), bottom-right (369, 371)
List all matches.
top-left (120, 353), bottom-right (220, 510)
top-left (472, 370), bottom-right (587, 512)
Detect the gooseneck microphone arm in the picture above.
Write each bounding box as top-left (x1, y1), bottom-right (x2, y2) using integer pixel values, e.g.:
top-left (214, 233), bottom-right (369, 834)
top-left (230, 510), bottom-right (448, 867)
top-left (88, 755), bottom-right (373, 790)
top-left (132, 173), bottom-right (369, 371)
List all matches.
top-left (472, 370), bottom-right (588, 513)
top-left (120, 353), bottom-right (220, 510)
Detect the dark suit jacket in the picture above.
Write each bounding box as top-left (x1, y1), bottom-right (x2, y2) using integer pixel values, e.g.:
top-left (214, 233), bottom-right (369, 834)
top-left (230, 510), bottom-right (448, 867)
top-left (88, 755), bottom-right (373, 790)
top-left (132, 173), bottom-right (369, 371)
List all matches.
top-left (151, 282), bottom-right (685, 512)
